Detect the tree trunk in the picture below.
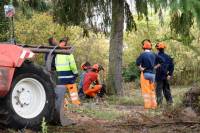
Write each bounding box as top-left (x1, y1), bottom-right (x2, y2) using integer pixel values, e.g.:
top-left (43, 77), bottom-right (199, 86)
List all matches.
top-left (107, 0), bottom-right (124, 95)
top-left (0, 0), bottom-right (9, 41)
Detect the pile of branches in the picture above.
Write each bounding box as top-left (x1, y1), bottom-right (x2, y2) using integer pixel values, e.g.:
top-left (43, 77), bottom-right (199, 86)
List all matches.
top-left (183, 87), bottom-right (200, 113)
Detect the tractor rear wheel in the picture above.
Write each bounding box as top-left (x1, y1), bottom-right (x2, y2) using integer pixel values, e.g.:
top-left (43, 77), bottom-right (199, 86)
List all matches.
top-left (1, 61), bottom-right (55, 130)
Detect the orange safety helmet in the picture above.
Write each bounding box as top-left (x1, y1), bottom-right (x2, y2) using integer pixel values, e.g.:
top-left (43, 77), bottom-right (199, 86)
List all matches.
top-left (92, 64), bottom-right (99, 71)
top-left (142, 40), bottom-right (152, 49)
top-left (156, 42), bottom-right (166, 49)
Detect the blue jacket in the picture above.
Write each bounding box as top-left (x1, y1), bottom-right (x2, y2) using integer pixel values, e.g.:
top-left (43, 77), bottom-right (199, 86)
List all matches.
top-left (136, 50), bottom-right (163, 74)
top-left (78, 71), bottom-right (86, 89)
top-left (156, 51), bottom-right (174, 81)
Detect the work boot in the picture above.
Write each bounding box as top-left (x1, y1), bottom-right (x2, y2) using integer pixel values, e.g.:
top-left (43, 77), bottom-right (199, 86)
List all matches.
top-left (167, 101), bottom-right (173, 107)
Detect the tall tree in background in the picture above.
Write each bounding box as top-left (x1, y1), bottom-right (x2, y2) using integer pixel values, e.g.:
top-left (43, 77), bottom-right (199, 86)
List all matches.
top-left (0, 0), bottom-right (9, 41)
top-left (1, 0), bottom-right (198, 95)
top-left (107, 0), bottom-right (124, 95)
top-left (52, 0), bottom-right (135, 95)
top-left (0, 0), bottom-right (49, 41)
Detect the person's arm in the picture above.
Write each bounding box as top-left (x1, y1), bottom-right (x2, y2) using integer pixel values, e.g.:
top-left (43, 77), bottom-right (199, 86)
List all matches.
top-left (154, 54), bottom-right (163, 69)
top-left (69, 54), bottom-right (78, 75)
top-left (78, 72), bottom-right (84, 89)
top-left (136, 54), bottom-right (145, 71)
top-left (167, 57), bottom-right (174, 79)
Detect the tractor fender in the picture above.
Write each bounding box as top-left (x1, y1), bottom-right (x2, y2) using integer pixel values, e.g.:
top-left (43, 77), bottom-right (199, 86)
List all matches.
top-left (0, 44), bottom-right (34, 97)
top-left (0, 44), bottom-right (34, 67)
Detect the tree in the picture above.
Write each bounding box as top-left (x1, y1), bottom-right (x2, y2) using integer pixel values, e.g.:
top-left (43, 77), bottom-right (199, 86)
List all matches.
top-left (0, 0), bottom-right (49, 41)
top-left (10, 0), bottom-right (200, 95)
top-left (52, 0), bottom-right (136, 95)
top-left (0, 0), bottom-right (9, 41)
top-left (107, 0), bottom-right (124, 95)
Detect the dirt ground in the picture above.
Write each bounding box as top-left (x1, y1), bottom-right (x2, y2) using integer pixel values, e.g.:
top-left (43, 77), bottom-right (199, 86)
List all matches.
top-left (48, 104), bottom-right (200, 133)
top-left (1, 87), bottom-right (200, 133)
top-left (1, 104), bottom-right (200, 133)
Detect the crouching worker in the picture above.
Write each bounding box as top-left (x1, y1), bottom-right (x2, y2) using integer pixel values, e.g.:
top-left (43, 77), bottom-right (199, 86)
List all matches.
top-left (55, 38), bottom-right (81, 106)
top-left (78, 61), bottom-right (91, 98)
top-left (136, 39), bottom-right (163, 109)
top-left (83, 64), bottom-right (106, 98)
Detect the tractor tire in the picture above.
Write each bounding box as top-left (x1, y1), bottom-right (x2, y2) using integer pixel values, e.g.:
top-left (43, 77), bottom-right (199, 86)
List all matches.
top-left (0, 61), bottom-right (55, 130)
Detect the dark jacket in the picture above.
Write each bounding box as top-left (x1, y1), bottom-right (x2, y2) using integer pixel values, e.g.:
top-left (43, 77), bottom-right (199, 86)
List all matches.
top-left (156, 51), bottom-right (174, 81)
top-left (45, 54), bottom-right (56, 71)
top-left (136, 50), bottom-right (163, 74)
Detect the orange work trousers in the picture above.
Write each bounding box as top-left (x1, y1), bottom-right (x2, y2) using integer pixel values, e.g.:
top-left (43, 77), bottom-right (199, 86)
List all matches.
top-left (84, 85), bottom-right (102, 97)
top-left (66, 84), bottom-right (81, 105)
top-left (140, 72), bottom-right (157, 109)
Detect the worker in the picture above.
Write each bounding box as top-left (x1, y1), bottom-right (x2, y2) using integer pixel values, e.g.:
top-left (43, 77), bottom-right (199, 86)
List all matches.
top-left (155, 42), bottom-right (174, 106)
top-left (45, 37), bottom-right (58, 82)
top-left (83, 64), bottom-right (106, 98)
top-left (136, 39), bottom-right (163, 109)
top-left (55, 37), bottom-right (81, 106)
top-left (45, 37), bottom-right (58, 70)
top-left (78, 61), bottom-right (91, 98)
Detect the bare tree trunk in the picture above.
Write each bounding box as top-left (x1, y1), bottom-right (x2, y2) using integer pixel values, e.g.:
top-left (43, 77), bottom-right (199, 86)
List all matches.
top-left (107, 0), bottom-right (124, 95)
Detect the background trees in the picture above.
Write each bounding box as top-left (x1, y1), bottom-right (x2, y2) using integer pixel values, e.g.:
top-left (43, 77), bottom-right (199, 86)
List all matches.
top-left (0, 0), bottom-right (9, 41)
top-left (1, 0), bottom-right (200, 95)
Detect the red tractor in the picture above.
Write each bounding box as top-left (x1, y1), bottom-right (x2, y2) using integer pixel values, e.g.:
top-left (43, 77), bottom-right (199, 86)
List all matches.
top-left (0, 43), bottom-right (72, 129)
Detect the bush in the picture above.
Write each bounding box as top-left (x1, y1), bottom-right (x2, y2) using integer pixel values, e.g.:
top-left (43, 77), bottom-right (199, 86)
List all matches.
top-left (122, 61), bottom-right (140, 82)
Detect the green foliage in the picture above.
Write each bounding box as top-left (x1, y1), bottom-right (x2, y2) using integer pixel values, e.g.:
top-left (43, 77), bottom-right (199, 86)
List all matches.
top-left (75, 102), bottom-right (123, 120)
top-left (122, 61), bottom-right (140, 82)
top-left (52, 0), bottom-right (135, 33)
top-left (170, 11), bottom-right (194, 44)
top-left (0, 0), bottom-right (9, 41)
top-left (41, 117), bottom-right (48, 133)
top-left (14, 0), bottom-right (50, 18)
top-left (125, 2), bottom-right (137, 31)
top-left (107, 95), bottom-right (143, 106)
top-left (123, 13), bottom-right (200, 86)
top-left (14, 12), bottom-right (109, 67)
top-left (135, 0), bottom-right (148, 20)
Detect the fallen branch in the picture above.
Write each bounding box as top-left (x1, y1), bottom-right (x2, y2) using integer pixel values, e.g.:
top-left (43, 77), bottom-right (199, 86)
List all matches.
top-left (106, 121), bottom-right (200, 128)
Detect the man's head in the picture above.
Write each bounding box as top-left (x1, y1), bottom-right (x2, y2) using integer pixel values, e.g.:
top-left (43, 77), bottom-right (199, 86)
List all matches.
top-left (59, 39), bottom-right (66, 47)
top-left (155, 42), bottom-right (166, 51)
top-left (81, 61), bottom-right (91, 71)
top-left (48, 37), bottom-right (57, 46)
top-left (92, 64), bottom-right (104, 73)
top-left (141, 39), bottom-right (152, 50)
top-left (59, 36), bottom-right (69, 47)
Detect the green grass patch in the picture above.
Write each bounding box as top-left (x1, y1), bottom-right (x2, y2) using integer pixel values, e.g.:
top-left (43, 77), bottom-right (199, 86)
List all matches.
top-left (171, 86), bottom-right (190, 106)
top-left (106, 90), bottom-right (143, 106)
top-left (75, 103), bottom-right (123, 120)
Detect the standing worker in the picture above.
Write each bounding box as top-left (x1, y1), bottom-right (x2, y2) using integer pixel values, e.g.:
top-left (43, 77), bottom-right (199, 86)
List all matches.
top-left (55, 37), bottom-right (81, 106)
top-left (45, 37), bottom-right (58, 75)
top-left (136, 39), bottom-right (163, 109)
top-left (155, 42), bottom-right (174, 106)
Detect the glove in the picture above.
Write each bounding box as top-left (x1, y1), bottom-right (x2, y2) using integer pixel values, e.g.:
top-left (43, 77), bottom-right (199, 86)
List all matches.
top-left (167, 75), bottom-right (171, 80)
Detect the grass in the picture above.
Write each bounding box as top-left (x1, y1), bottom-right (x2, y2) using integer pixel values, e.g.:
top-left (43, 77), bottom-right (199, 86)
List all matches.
top-left (2, 86), bottom-right (191, 133)
top-left (106, 90), bottom-right (143, 106)
top-left (107, 86), bottom-right (190, 106)
top-left (171, 86), bottom-right (190, 106)
top-left (75, 86), bottom-right (190, 120)
top-left (74, 102), bottom-right (124, 120)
